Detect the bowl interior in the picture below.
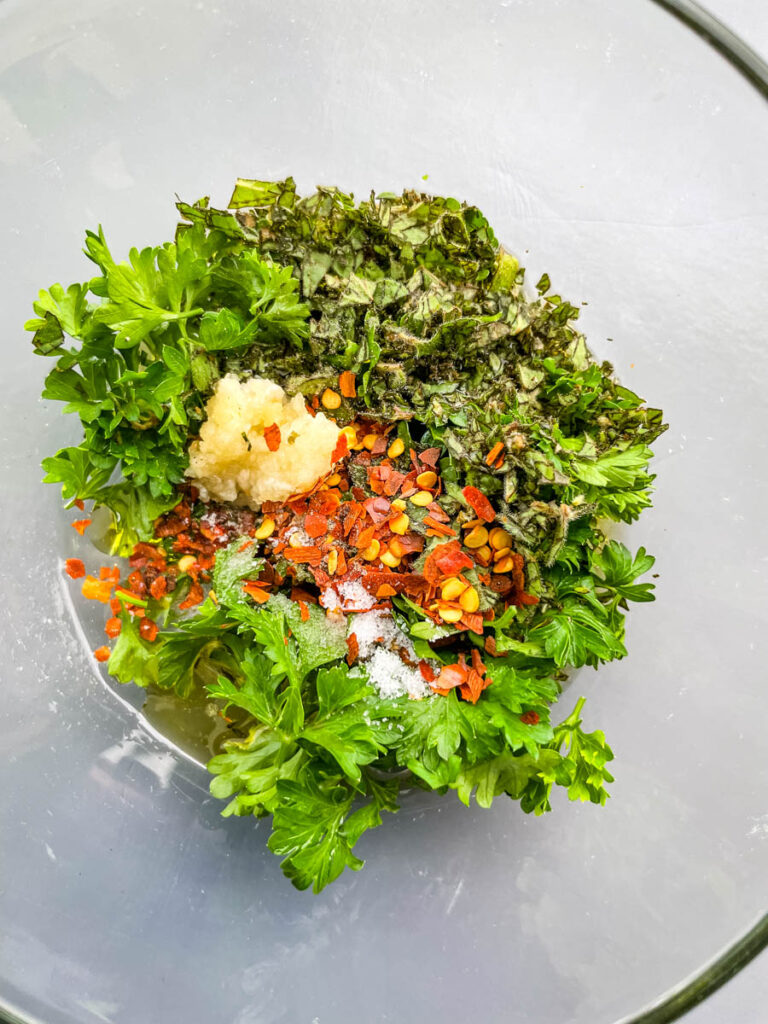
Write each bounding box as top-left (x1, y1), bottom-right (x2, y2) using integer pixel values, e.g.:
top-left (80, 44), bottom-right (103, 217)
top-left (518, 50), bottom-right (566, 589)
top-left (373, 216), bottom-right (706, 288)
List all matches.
top-left (1, 2), bottom-right (767, 1022)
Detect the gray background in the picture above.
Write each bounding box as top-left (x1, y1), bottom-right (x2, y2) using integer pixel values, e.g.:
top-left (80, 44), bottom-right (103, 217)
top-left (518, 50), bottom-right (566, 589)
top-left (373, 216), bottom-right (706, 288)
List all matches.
top-left (661, 9), bottom-right (768, 1023)
top-left (1, 1), bottom-right (767, 1021)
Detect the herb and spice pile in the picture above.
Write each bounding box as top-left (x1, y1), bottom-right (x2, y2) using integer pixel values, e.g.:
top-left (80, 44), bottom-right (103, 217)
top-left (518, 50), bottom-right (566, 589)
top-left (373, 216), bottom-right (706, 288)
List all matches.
top-left (29, 178), bottom-right (666, 892)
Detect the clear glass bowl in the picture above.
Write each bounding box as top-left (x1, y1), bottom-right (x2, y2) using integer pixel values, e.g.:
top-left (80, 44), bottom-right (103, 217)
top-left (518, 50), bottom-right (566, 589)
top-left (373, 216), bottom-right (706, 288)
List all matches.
top-left (1, 2), bottom-right (767, 1022)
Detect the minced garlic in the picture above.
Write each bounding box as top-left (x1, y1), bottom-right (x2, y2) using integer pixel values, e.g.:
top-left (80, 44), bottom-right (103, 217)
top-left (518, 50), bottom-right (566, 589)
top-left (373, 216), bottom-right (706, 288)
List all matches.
top-left (186, 374), bottom-right (341, 508)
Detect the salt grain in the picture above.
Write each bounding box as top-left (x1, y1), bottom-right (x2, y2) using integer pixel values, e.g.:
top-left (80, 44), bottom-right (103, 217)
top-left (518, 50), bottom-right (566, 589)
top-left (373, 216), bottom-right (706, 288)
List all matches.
top-left (337, 578), bottom-right (375, 611)
top-left (349, 610), bottom-right (436, 700)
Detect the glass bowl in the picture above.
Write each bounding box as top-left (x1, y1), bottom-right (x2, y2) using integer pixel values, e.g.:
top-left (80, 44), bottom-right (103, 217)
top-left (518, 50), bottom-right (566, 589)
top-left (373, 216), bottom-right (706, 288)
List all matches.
top-left (1, 1), bottom-right (767, 1021)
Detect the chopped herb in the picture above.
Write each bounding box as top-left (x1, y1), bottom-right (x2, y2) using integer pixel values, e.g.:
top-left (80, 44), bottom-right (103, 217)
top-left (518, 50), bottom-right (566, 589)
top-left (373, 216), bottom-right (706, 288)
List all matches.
top-left (35, 179), bottom-right (666, 893)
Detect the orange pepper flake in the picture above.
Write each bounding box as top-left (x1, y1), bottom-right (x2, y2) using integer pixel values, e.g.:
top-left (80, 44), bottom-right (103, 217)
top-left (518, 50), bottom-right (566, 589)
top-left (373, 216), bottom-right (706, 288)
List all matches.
top-left (242, 581), bottom-right (271, 604)
top-left (93, 646), bottom-right (111, 663)
top-left (64, 558), bottom-right (86, 580)
top-left (423, 516), bottom-right (457, 538)
top-left (74, 498), bottom-right (85, 511)
top-left (71, 518), bottom-right (92, 535)
top-left (237, 539), bottom-right (255, 553)
top-left (99, 565), bottom-right (121, 583)
top-left (485, 441), bottom-right (505, 466)
top-left (81, 576), bottom-right (113, 603)
top-left (354, 524), bottom-right (377, 551)
top-left (104, 617), bottom-right (122, 639)
top-left (139, 618), bottom-right (159, 643)
top-left (338, 371), bottom-right (357, 398)
top-left (375, 583), bottom-right (397, 599)
top-left (331, 432), bottom-right (349, 464)
top-left (283, 545), bottom-right (322, 566)
top-left (311, 395), bottom-right (320, 410)
top-left (520, 710), bottom-right (540, 725)
top-left (471, 648), bottom-right (487, 676)
top-left (462, 486), bottom-right (495, 523)
top-left (346, 632), bottom-right (359, 667)
top-left (264, 422), bottom-right (281, 452)
top-left (109, 597), bottom-right (122, 615)
top-left (298, 599), bottom-right (310, 622)
top-left (304, 512), bottom-right (328, 539)
top-left (432, 661), bottom-right (468, 692)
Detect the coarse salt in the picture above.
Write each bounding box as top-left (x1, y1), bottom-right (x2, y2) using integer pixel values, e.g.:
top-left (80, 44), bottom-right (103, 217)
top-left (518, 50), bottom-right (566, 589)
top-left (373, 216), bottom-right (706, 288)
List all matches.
top-left (349, 610), bottom-right (436, 700)
top-left (336, 578), bottom-right (375, 612)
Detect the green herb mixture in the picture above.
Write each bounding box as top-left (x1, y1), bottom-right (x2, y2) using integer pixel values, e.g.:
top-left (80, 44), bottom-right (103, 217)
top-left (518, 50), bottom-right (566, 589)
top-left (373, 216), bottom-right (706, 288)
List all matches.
top-left (29, 178), bottom-right (666, 892)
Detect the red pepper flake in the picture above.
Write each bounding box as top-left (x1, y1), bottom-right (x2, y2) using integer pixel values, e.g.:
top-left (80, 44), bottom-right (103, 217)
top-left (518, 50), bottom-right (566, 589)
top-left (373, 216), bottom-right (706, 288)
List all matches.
top-left (71, 518), bottom-right (92, 535)
top-left (304, 512), bottom-right (328, 539)
top-left (346, 632), bottom-right (359, 667)
top-left (264, 422), bottom-right (281, 452)
top-left (178, 581), bottom-right (204, 610)
top-left (331, 432), bottom-right (349, 464)
top-left (363, 496), bottom-right (391, 524)
top-left (461, 612), bottom-right (485, 635)
top-left (370, 435), bottom-right (389, 457)
top-left (423, 541), bottom-right (474, 585)
top-left (462, 486), bottom-right (495, 523)
top-left (383, 471), bottom-right (407, 497)
top-left (419, 447), bottom-right (442, 467)
top-left (426, 501), bottom-right (450, 523)
top-left (127, 570), bottom-right (147, 595)
top-left (93, 646), bottom-right (111, 663)
top-left (109, 597), bottom-right (122, 615)
top-left (74, 498), bottom-right (85, 511)
top-left (459, 669), bottom-right (485, 704)
top-left (139, 618), bottom-right (159, 643)
top-left (338, 371), bottom-right (357, 398)
top-left (311, 395), bottom-right (320, 410)
top-left (283, 545), bottom-right (323, 565)
top-left (64, 558), bottom-right (86, 580)
top-left (149, 576), bottom-right (168, 600)
top-left (306, 402), bottom-right (316, 417)
top-left (389, 534), bottom-right (424, 557)
top-left (520, 710), bottom-right (540, 725)
top-left (419, 661), bottom-right (436, 683)
top-left (104, 617), bottom-right (122, 639)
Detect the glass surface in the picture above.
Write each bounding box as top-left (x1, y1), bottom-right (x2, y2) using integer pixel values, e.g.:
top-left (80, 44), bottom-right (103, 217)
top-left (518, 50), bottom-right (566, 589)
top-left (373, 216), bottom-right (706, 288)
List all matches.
top-left (1, 1), bottom-right (767, 1022)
